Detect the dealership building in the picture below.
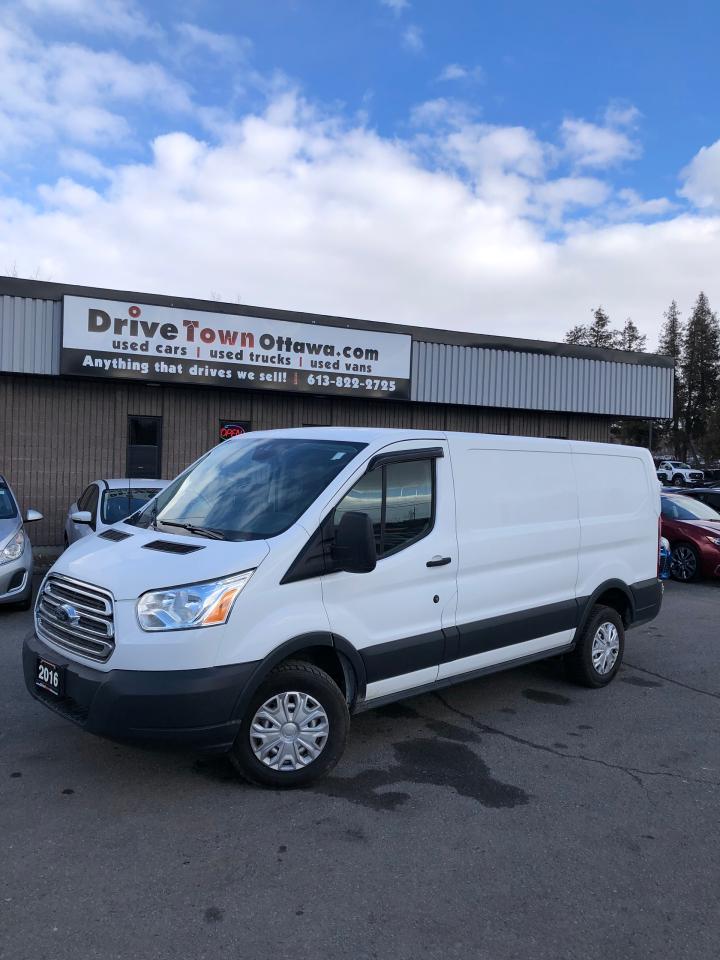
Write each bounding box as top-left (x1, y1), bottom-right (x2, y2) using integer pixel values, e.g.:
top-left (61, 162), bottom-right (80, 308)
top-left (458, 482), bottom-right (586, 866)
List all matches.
top-left (0, 276), bottom-right (674, 546)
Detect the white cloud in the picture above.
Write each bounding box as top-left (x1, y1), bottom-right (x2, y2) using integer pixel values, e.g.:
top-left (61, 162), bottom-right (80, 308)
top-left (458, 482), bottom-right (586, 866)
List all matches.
top-left (561, 109), bottom-right (641, 169)
top-left (0, 20), bottom-right (192, 155)
top-left (410, 97), bottom-right (478, 129)
top-left (533, 177), bottom-right (610, 224)
top-left (379, 0), bottom-right (409, 14)
top-left (58, 148), bottom-right (111, 179)
top-left (679, 140), bottom-right (720, 209)
top-left (437, 63), bottom-right (485, 83)
top-left (15, 0), bottom-right (156, 37)
top-left (603, 103), bottom-right (641, 129)
top-left (615, 188), bottom-right (675, 218)
top-left (3, 91), bottom-right (719, 351)
top-left (175, 22), bottom-right (249, 59)
top-left (402, 24), bottom-right (423, 53)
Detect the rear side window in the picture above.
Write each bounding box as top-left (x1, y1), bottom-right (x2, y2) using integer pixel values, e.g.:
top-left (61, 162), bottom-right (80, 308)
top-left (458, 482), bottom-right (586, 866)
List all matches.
top-left (334, 458), bottom-right (434, 558)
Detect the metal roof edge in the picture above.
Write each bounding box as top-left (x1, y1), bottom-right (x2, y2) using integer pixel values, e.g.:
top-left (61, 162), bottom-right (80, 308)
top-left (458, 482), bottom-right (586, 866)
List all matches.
top-left (0, 275), bottom-right (674, 369)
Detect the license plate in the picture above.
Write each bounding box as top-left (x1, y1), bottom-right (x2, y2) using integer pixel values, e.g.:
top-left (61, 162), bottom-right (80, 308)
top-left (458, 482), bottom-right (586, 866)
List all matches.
top-left (36, 657), bottom-right (64, 697)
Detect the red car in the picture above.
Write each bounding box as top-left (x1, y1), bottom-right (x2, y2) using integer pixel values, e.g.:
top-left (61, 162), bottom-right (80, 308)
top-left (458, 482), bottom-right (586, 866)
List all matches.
top-left (661, 493), bottom-right (720, 582)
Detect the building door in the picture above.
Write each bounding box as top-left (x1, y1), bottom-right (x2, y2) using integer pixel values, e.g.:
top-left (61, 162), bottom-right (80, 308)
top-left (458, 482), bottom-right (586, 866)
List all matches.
top-left (127, 415), bottom-right (162, 479)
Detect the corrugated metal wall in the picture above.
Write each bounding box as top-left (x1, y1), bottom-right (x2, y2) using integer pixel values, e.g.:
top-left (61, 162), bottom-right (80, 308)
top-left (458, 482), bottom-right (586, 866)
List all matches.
top-left (1, 374), bottom-right (611, 546)
top-left (0, 296), bottom-right (61, 375)
top-left (411, 341), bottom-right (673, 419)
top-left (0, 293), bottom-right (673, 419)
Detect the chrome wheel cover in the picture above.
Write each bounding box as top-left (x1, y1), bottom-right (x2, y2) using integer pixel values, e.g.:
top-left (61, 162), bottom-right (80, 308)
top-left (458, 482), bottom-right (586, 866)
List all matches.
top-left (250, 691), bottom-right (329, 771)
top-left (591, 622), bottom-right (620, 675)
top-left (671, 545), bottom-right (697, 581)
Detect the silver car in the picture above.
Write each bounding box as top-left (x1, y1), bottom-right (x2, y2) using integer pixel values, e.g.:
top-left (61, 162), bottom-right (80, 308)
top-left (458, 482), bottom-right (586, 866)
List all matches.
top-left (0, 475), bottom-right (43, 610)
top-left (64, 478), bottom-right (168, 547)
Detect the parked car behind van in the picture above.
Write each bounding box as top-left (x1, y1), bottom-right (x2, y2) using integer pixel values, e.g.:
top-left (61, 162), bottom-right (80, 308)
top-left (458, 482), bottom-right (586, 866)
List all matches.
top-left (24, 430), bottom-right (662, 787)
top-left (0, 474), bottom-right (43, 610)
top-left (656, 461), bottom-right (704, 486)
top-left (660, 492), bottom-right (720, 582)
top-left (64, 479), bottom-right (168, 547)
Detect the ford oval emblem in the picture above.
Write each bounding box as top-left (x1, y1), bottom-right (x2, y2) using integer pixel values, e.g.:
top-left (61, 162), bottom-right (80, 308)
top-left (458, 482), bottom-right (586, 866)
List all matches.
top-left (56, 603), bottom-right (81, 627)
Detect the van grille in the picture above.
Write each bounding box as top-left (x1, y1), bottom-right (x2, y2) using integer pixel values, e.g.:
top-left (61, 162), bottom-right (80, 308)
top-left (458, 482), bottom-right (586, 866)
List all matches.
top-left (36, 574), bottom-right (115, 662)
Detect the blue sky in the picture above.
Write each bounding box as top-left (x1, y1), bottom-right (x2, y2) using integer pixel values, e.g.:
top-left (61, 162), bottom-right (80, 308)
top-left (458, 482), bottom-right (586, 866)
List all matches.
top-left (2, 0), bottom-right (720, 346)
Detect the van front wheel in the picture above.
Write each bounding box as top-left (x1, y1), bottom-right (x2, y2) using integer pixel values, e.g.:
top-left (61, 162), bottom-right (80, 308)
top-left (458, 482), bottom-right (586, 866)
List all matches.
top-left (565, 605), bottom-right (624, 688)
top-left (229, 660), bottom-right (350, 788)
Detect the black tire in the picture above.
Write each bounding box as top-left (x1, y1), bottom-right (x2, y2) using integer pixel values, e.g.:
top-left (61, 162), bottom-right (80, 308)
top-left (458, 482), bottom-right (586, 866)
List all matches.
top-left (672, 474), bottom-right (685, 486)
top-left (63, 533), bottom-right (69, 550)
top-left (670, 541), bottom-right (701, 582)
top-left (565, 605), bottom-right (624, 688)
top-left (229, 660), bottom-right (350, 788)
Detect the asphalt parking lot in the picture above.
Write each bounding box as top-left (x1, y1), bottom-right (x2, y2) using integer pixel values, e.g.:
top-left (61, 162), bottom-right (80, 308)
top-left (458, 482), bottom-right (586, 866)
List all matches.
top-left (2, 580), bottom-right (719, 960)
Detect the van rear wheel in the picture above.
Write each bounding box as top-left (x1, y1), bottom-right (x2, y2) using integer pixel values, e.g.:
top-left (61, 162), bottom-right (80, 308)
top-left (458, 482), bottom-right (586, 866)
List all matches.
top-left (229, 660), bottom-right (350, 788)
top-left (565, 605), bottom-right (624, 688)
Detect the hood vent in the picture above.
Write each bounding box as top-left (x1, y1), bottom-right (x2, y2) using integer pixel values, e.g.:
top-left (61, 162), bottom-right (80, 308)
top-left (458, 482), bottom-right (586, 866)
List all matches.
top-left (99, 529), bottom-right (132, 543)
top-left (142, 540), bottom-right (205, 555)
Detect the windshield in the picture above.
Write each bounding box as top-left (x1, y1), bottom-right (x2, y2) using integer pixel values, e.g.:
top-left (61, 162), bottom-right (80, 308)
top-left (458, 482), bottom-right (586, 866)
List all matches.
top-left (128, 437), bottom-right (366, 541)
top-left (0, 484), bottom-right (18, 520)
top-left (669, 463), bottom-right (691, 470)
top-left (102, 488), bottom-right (161, 525)
top-left (662, 495), bottom-right (720, 522)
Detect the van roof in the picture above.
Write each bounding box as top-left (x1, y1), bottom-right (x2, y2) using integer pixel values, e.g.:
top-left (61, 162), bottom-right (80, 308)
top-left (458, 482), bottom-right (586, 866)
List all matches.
top-left (229, 426), bottom-right (653, 458)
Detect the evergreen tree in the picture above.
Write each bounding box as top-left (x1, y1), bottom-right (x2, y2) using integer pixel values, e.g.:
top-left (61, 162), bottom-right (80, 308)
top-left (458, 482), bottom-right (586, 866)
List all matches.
top-left (658, 300), bottom-right (685, 456)
top-left (564, 324), bottom-right (590, 345)
top-left (616, 318), bottom-right (647, 352)
top-left (586, 306), bottom-right (615, 348)
top-left (681, 292), bottom-right (720, 461)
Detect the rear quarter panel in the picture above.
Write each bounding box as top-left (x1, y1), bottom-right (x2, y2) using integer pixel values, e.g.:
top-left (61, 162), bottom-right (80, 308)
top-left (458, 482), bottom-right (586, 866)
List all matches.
top-left (572, 445), bottom-right (658, 600)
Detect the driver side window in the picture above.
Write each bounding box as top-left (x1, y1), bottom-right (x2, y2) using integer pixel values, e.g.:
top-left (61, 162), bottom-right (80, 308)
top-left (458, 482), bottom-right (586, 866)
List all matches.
top-left (334, 458), bottom-right (435, 559)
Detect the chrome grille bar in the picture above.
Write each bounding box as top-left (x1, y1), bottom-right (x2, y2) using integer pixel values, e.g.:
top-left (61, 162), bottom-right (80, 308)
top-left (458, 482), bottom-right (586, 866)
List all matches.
top-left (36, 574), bottom-right (115, 662)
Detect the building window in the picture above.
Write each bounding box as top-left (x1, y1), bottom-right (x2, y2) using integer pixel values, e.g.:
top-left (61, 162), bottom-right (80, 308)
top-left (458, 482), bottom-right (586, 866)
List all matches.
top-left (127, 416), bottom-right (162, 479)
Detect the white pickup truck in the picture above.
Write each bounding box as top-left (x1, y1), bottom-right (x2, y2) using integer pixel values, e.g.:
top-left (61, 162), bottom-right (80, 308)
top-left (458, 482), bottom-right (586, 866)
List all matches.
top-left (656, 460), bottom-right (704, 486)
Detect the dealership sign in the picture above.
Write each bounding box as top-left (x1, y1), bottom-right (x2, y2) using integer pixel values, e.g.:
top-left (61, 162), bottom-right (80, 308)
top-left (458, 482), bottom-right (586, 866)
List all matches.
top-left (60, 296), bottom-right (412, 400)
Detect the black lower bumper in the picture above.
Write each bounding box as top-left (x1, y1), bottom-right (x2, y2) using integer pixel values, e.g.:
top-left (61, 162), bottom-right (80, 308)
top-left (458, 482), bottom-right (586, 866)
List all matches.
top-left (23, 632), bottom-right (260, 753)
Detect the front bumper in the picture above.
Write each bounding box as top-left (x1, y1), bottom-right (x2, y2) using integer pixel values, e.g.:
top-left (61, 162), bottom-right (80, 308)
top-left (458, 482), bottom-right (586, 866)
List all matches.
top-left (23, 632), bottom-right (260, 752)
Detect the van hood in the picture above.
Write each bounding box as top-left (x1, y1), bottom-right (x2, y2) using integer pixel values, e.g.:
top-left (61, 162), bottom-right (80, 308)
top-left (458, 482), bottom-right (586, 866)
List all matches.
top-left (50, 526), bottom-right (271, 600)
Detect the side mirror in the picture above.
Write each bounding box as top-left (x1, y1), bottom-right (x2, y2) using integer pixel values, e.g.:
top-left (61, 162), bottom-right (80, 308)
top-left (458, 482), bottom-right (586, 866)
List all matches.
top-left (333, 512), bottom-right (377, 574)
top-left (71, 510), bottom-right (92, 525)
top-left (25, 508), bottom-right (43, 522)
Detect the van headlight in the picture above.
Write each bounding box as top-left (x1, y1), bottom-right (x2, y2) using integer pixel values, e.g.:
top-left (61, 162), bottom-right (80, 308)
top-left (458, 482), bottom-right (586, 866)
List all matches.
top-left (0, 529), bottom-right (25, 565)
top-left (136, 571), bottom-right (254, 631)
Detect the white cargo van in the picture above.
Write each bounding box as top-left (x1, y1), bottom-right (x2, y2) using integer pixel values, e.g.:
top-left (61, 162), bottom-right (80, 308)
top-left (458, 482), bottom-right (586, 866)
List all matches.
top-left (24, 429), bottom-right (662, 787)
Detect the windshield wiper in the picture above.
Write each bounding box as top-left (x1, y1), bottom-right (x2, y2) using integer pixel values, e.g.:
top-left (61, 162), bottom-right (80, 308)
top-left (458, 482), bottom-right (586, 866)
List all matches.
top-left (158, 520), bottom-right (227, 541)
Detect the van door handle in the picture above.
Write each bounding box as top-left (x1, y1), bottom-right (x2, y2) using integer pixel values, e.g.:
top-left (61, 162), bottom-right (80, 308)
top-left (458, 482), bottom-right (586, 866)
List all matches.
top-left (426, 556), bottom-right (452, 567)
